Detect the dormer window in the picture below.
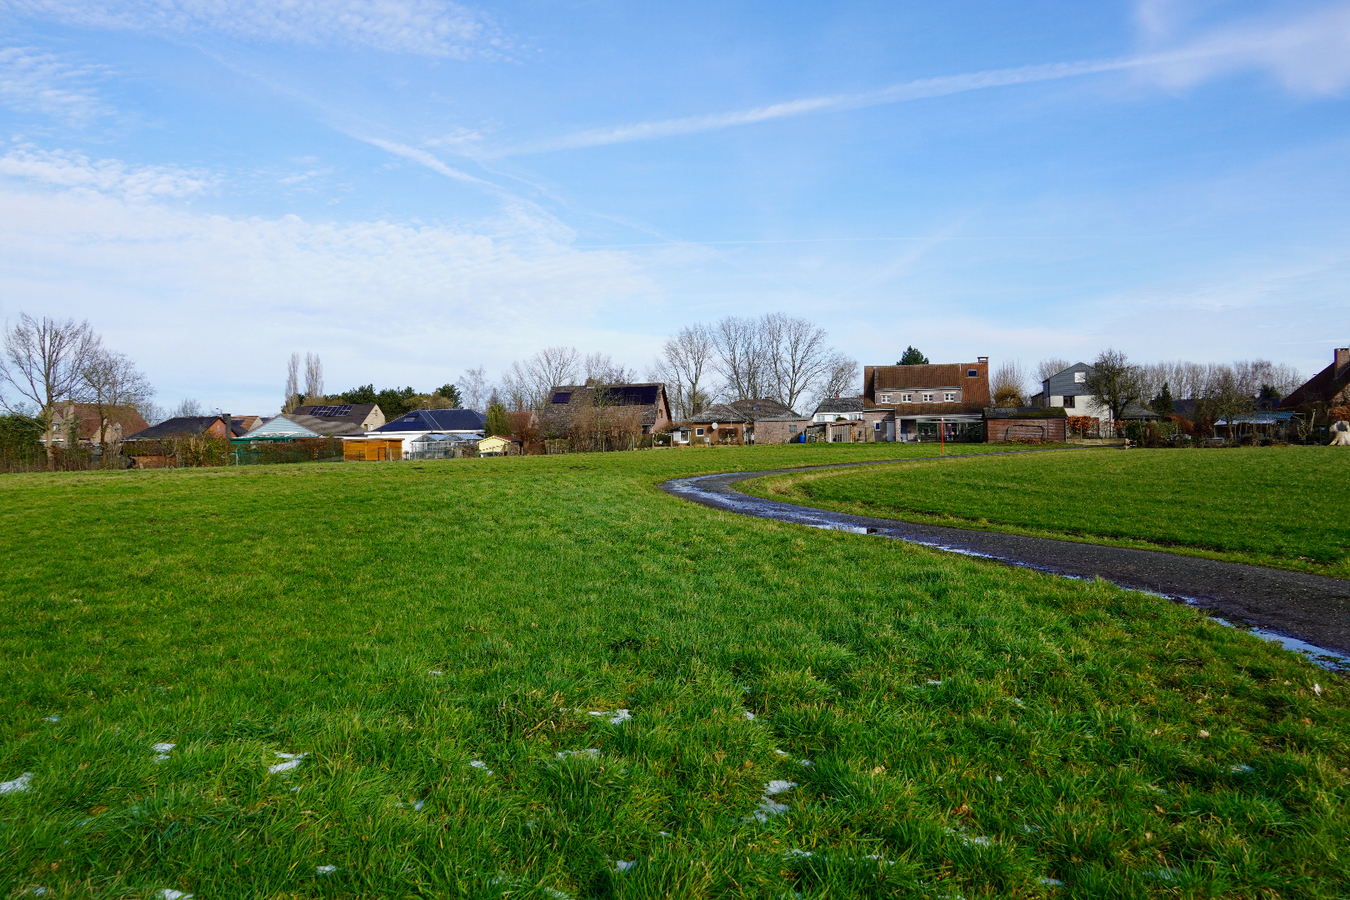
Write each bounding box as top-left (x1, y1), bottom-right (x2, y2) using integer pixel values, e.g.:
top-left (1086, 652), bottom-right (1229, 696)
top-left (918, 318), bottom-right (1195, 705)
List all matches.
top-left (1074, 371), bottom-right (1086, 383)
top-left (967, 369), bottom-right (978, 377)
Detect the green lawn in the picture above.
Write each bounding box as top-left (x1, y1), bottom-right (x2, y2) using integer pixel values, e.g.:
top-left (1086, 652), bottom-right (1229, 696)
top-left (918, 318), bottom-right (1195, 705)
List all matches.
top-left (745, 447), bottom-right (1350, 578)
top-left (1, 445), bottom-right (1347, 899)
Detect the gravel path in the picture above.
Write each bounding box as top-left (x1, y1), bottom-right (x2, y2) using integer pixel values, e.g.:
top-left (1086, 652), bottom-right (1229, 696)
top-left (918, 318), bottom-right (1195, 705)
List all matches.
top-left (660, 454), bottom-right (1350, 666)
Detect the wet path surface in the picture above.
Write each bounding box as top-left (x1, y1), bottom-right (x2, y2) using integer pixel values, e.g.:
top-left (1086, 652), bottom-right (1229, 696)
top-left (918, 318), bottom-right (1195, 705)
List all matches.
top-left (660, 454), bottom-right (1350, 669)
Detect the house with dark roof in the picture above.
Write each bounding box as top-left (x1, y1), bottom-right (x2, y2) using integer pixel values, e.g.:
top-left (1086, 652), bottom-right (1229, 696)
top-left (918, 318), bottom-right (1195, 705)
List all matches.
top-left (863, 358), bottom-right (990, 441)
top-left (125, 415), bottom-right (234, 441)
top-left (344, 408), bottom-right (487, 460)
top-left (541, 383), bottom-right (672, 438)
top-left (675, 398), bottom-right (807, 445)
top-left (1280, 347), bottom-right (1350, 411)
top-left (291, 403), bottom-right (385, 432)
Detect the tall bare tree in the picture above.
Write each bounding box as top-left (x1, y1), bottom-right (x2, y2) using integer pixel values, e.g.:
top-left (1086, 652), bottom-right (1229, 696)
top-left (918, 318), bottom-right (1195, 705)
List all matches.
top-left (304, 352), bottom-right (324, 402)
top-left (712, 316), bottom-right (768, 402)
top-left (762, 313), bottom-right (835, 412)
top-left (1036, 358), bottom-right (1071, 383)
top-left (815, 351), bottom-right (859, 409)
top-left (283, 353), bottom-right (301, 413)
top-left (583, 352), bottom-right (638, 384)
top-left (651, 323), bottom-right (716, 419)
top-left (0, 313), bottom-right (102, 466)
top-left (82, 348), bottom-right (154, 466)
top-left (459, 366), bottom-right (488, 412)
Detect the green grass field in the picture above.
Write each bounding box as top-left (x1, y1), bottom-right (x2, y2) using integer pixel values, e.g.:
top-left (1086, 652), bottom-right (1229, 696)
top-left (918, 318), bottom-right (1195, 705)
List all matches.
top-left (746, 447), bottom-right (1350, 578)
top-left (1, 445), bottom-right (1347, 899)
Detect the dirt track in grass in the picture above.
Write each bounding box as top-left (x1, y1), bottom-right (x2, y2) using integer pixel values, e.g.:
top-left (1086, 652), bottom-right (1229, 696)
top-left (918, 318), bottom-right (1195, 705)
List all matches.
top-left (661, 455), bottom-right (1350, 663)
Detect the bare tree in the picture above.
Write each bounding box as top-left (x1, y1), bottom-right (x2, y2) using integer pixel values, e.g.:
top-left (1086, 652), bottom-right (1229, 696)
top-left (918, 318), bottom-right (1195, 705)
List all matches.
top-left (813, 351), bottom-right (859, 410)
top-left (170, 399), bottom-right (204, 417)
top-left (507, 346), bottom-right (581, 410)
top-left (304, 352), bottom-right (324, 402)
top-left (991, 359), bottom-right (1029, 408)
top-left (1036, 358), bottom-right (1071, 383)
top-left (1198, 366), bottom-right (1255, 442)
top-left (460, 366), bottom-right (488, 412)
top-left (712, 316), bottom-right (768, 402)
top-left (762, 313), bottom-right (835, 412)
top-left (0, 313), bottom-right (102, 466)
top-left (283, 353), bottom-right (300, 413)
top-left (498, 363), bottom-right (533, 412)
top-left (136, 400), bottom-right (166, 426)
top-left (82, 348), bottom-right (154, 465)
top-left (652, 323), bottom-right (716, 419)
top-left (1083, 349), bottom-right (1143, 427)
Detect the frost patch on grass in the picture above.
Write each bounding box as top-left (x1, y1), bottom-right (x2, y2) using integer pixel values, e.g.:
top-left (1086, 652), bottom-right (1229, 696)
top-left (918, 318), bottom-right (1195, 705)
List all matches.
top-left (43, 715), bottom-right (59, 723)
top-left (782, 849), bottom-right (895, 866)
top-left (798, 759), bottom-right (813, 767)
top-left (1, 773), bottom-right (33, 794)
top-left (925, 680), bottom-right (943, 686)
top-left (397, 799), bottom-right (426, 811)
top-left (315, 865), bottom-right (337, 875)
top-left (613, 859), bottom-right (636, 873)
top-left (1229, 764), bottom-right (1255, 774)
top-left (747, 780), bottom-right (798, 822)
top-left (555, 748), bottom-right (600, 760)
top-left (268, 752), bottom-right (308, 774)
top-left (1038, 877), bottom-right (1064, 887)
top-left (1010, 698), bottom-right (1025, 707)
top-left (469, 759), bottom-right (494, 774)
top-left (157, 890), bottom-right (193, 900)
top-left (589, 709), bottom-right (631, 725)
top-left (1144, 867), bottom-right (1180, 882)
top-left (428, 669), bottom-right (443, 675)
top-left (152, 742), bottom-right (175, 762)
top-left (774, 749), bottom-right (788, 757)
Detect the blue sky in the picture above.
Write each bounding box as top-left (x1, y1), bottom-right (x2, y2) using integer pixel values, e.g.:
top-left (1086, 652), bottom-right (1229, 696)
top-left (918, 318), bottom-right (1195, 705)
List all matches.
top-left (1, 0), bottom-right (1348, 413)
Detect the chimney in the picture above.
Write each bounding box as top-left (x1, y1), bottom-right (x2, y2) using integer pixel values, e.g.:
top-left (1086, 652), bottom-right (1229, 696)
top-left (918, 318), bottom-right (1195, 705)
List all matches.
top-left (1336, 348), bottom-right (1350, 380)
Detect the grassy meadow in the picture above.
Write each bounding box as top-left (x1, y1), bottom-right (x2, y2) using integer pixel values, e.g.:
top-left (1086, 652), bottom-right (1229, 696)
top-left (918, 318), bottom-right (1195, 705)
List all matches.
top-left (1, 444), bottom-right (1347, 899)
top-left (746, 447), bottom-right (1350, 579)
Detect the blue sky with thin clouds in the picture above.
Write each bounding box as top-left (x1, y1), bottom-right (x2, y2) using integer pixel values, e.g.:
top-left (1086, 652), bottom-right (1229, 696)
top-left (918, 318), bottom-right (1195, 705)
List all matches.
top-left (1, 0), bottom-right (1348, 413)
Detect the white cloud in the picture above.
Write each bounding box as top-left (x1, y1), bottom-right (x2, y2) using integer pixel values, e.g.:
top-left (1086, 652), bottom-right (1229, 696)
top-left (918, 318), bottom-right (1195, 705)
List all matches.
top-left (0, 0), bottom-right (507, 58)
top-left (0, 45), bottom-right (108, 122)
top-left (0, 144), bottom-right (214, 200)
top-left (1133, 2), bottom-right (1350, 95)
top-left (0, 155), bottom-right (654, 411)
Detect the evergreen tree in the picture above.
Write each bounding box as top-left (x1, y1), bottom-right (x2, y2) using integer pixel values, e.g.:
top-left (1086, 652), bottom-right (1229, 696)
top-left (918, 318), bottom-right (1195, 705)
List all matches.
top-left (485, 401), bottom-right (511, 437)
top-left (897, 346), bottom-right (929, 365)
top-left (436, 384), bottom-right (463, 407)
top-left (1150, 382), bottom-right (1175, 416)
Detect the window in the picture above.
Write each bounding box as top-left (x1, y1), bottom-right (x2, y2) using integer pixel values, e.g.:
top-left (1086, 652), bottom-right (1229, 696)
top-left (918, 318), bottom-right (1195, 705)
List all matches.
top-left (696, 427), bottom-right (705, 436)
top-left (1063, 395), bottom-right (1075, 408)
top-left (944, 392), bottom-right (956, 402)
top-left (967, 369), bottom-right (978, 377)
top-left (901, 392), bottom-right (913, 403)
top-left (874, 421), bottom-right (881, 430)
top-left (1074, 371), bottom-right (1086, 383)
top-left (922, 392), bottom-right (934, 403)
top-left (880, 393), bottom-right (891, 403)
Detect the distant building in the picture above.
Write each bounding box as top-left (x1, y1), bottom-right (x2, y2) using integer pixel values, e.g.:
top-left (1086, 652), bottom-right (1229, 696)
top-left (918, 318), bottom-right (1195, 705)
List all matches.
top-left (862, 358), bottom-right (991, 441)
top-left (541, 383), bottom-right (673, 437)
top-left (291, 403), bottom-right (386, 432)
top-left (1280, 347), bottom-right (1350, 410)
top-left (45, 402), bottom-right (148, 448)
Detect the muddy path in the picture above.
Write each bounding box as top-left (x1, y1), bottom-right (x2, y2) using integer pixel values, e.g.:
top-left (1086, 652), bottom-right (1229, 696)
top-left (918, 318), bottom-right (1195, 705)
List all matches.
top-left (659, 455), bottom-right (1350, 669)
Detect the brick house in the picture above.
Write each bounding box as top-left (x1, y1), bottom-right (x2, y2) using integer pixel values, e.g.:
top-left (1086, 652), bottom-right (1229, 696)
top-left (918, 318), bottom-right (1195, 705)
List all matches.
top-left (862, 357), bottom-right (991, 441)
top-left (680, 398), bottom-right (807, 445)
top-left (45, 402), bottom-right (149, 448)
top-left (1280, 347), bottom-right (1350, 411)
top-left (125, 415), bottom-right (233, 441)
top-left (541, 383), bottom-right (672, 438)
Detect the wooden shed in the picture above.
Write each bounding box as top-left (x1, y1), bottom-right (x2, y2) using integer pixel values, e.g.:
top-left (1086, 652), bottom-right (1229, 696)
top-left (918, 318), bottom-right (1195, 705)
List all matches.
top-left (343, 438), bottom-right (403, 461)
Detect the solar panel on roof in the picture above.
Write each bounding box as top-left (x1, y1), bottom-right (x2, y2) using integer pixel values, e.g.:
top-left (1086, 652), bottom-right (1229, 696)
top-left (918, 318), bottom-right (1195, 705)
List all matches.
top-left (307, 404), bottom-right (353, 417)
top-left (552, 391), bottom-right (572, 404)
